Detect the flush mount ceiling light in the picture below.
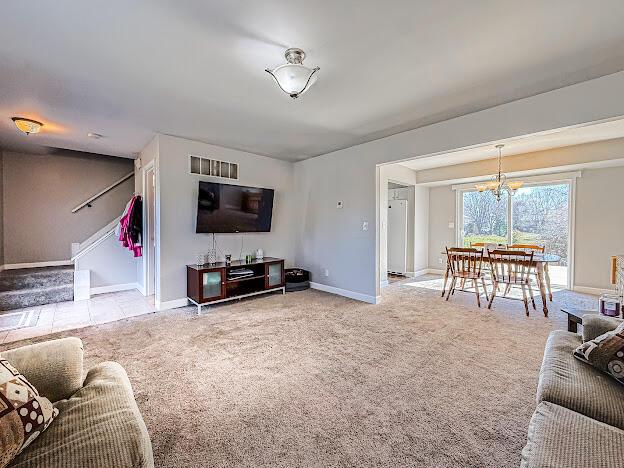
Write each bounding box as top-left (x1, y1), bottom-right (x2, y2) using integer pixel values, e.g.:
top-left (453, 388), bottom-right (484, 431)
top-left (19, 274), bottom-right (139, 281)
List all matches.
top-left (87, 132), bottom-right (103, 139)
top-left (475, 144), bottom-right (524, 201)
top-left (265, 48), bottom-right (319, 99)
top-left (11, 117), bottom-right (43, 135)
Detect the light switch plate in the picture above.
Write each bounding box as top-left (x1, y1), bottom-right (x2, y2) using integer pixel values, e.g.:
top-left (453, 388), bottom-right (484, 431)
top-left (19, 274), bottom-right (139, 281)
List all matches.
top-left (448, 222), bottom-right (455, 229)
top-left (337, 201), bottom-right (343, 209)
top-left (362, 221), bottom-right (369, 231)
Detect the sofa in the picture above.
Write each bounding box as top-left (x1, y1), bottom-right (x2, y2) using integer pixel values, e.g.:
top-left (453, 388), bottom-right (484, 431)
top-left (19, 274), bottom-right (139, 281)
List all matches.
top-left (521, 315), bottom-right (624, 467)
top-left (0, 337), bottom-right (154, 467)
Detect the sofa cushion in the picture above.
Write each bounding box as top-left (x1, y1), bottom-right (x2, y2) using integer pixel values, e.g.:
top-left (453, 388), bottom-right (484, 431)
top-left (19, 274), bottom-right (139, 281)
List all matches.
top-left (521, 402), bottom-right (624, 468)
top-left (9, 362), bottom-right (154, 468)
top-left (574, 322), bottom-right (624, 386)
top-left (537, 330), bottom-right (624, 430)
top-left (0, 358), bottom-right (59, 467)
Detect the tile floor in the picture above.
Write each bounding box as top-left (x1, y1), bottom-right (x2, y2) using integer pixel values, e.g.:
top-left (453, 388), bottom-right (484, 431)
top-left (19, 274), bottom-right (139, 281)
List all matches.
top-left (1, 289), bottom-right (156, 345)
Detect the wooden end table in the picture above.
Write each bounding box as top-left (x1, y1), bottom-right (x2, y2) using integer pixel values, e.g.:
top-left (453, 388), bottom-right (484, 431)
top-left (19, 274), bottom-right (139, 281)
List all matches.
top-left (560, 308), bottom-right (600, 333)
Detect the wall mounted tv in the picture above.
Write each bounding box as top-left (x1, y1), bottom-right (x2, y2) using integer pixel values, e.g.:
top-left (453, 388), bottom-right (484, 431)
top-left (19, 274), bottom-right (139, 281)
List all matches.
top-left (196, 181), bottom-right (274, 233)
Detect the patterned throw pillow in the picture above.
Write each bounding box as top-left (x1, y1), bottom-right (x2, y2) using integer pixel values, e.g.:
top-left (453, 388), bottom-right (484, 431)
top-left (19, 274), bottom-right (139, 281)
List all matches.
top-left (0, 358), bottom-right (59, 467)
top-left (574, 322), bottom-right (624, 386)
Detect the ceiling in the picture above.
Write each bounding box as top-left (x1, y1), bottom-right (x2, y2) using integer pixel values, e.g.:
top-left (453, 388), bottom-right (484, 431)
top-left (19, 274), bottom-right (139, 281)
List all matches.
top-left (1, 1), bottom-right (624, 161)
top-left (398, 119), bottom-right (624, 171)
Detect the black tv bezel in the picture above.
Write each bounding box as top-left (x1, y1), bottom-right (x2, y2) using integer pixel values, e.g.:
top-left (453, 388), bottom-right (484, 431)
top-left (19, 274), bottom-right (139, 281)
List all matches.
top-left (195, 180), bottom-right (274, 234)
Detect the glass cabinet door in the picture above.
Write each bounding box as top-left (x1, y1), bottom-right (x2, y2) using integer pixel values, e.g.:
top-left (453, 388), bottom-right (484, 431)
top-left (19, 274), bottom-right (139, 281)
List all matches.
top-left (267, 262), bottom-right (283, 288)
top-left (202, 270), bottom-right (223, 300)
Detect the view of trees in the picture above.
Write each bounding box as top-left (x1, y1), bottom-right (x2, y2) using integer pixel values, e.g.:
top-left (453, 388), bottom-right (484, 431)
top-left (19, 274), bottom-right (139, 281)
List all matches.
top-left (462, 184), bottom-right (569, 265)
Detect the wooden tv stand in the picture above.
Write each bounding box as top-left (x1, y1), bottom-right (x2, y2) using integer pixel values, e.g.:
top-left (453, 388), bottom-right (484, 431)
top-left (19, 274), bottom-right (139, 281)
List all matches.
top-left (186, 257), bottom-right (285, 313)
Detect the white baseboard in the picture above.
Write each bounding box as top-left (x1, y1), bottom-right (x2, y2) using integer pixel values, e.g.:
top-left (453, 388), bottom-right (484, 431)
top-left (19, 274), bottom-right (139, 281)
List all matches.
top-left (310, 282), bottom-right (380, 304)
top-left (572, 285), bottom-right (615, 296)
top-left (3, 260), bottom-right (73, 270)
top-left (425, 268), bottom-right (446, 275)
top-left (90, 282), bottom-right (138, 296)
top-left (156, 298), bottom-right (189, 311)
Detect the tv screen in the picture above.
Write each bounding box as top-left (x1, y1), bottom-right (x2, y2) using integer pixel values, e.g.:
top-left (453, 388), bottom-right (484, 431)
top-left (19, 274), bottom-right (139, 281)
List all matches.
top-left (196, 181), bottom-right (274, 233)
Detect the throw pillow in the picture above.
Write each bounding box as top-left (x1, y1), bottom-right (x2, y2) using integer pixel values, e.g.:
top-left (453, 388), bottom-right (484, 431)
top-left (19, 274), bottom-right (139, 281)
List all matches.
top-left (574, 322), bottom-right (624, 386)
top-left (0, 358), bottom-right (59, 467)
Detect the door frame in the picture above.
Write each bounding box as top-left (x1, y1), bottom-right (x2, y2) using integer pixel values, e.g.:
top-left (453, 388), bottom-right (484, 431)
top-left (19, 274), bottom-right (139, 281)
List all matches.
top-left (141, 160), bottom-right (157, 297)
top-left (453, 171), bottom-right (580, 289)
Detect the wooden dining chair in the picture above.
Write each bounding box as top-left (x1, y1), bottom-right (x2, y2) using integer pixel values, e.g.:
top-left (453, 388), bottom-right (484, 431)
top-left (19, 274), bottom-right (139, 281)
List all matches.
top-left (487, 250), bottom-right (535, 316)
top-left (445, 247), bottom-right (489, 307)
top-left (507, 244), bottom-right (552, 301)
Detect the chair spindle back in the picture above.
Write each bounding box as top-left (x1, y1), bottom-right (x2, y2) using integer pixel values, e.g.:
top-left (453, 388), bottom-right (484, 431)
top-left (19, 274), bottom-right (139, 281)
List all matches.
top-left (488, 250), bottom-right (534, 285)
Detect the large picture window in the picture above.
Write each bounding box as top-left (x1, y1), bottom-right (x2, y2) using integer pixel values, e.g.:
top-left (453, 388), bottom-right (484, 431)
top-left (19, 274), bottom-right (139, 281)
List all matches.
top-left (460, 181), bottom-right (571, 286)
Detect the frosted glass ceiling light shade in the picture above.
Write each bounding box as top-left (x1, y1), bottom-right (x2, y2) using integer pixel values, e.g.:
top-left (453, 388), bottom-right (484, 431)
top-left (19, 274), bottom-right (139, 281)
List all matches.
top-left (266, 48), bottom-right (319, 98)
top-left (12, 117), bottom-right (43, 135)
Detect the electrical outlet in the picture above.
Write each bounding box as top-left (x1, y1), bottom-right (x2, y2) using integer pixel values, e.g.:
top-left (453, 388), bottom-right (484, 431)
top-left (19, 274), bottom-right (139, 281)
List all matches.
top-left (323, 268), bottom-right (330, 277)
top-left (337, 201), bottom-right (343, 209)
top-left (362, 221), bottom-right (369, 231)
top-left (438, 258), bottom-right (444, 264)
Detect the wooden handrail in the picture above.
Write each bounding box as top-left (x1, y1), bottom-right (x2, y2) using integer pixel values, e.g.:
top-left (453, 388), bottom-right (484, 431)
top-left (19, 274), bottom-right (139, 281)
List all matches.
top-left (71, 171), bottom-right (133, 213)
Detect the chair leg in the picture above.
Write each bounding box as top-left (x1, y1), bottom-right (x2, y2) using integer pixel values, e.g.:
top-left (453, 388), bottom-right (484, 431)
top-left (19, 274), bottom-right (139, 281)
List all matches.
top-left (441, 266), bottom-right (450, 297)
top-left (446, 277), bottom-right (457, 301)
top-left (460, 278), bottom-right (466, 290)
top-left (504, 283), bottom-right (511, 296)
top-left (527, 278), bottom-right (536, 310)
top-left (520, 283), bottom-right (530, 316)
top-left (488, 281), bottom-right (498, 309)
top-left (481, 276), bottom-right (489, 302)
top-left (474, 279), bottom-right (481, 308)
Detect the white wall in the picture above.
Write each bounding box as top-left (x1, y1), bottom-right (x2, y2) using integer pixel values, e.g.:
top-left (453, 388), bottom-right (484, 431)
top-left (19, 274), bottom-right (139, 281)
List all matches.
top-left (426, 166), bottom-right (624, 290)
top-left (2, 150), bottom-right (134, 264)
top-left (293, 71), bottom-right (624, 300)
top-left (75, 235), bottom-right (138, 289)
top-left (150, 134), bottom-right (297, 305)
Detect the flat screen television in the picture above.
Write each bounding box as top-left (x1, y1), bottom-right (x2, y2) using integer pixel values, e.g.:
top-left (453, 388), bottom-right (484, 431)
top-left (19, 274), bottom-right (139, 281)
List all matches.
top-left (196, 181), bottom-right (274, 233)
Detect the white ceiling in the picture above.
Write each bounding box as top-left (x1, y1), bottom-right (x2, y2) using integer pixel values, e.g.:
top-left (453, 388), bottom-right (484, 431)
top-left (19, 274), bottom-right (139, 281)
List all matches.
top-left (1, 1), bottom-right (624, 161)
top-left (398, 119), bottom-right (624, 171)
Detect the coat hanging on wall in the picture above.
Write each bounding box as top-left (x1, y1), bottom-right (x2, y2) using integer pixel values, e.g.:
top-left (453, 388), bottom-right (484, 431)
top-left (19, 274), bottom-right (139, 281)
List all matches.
top-left (117, 195), bottom-right (143, 257)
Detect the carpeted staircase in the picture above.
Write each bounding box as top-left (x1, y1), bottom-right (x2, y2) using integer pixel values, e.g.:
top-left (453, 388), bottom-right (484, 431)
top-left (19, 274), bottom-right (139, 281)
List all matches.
top-left (0, 266), bottom-right (74, 311)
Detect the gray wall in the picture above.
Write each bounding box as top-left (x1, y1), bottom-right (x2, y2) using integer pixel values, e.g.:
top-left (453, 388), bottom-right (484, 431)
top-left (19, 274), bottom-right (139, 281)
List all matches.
top-left (0, 152), bottom-right (3, 265)
top-left (2, 150), bottom-right (134, 264)
top-left (293, 72), bottom-right (624, 299)
top-left (75, 234), bottom-right (138, 288)
top-left (153, 134), bottom-right (297, 304)
top-left (426, 166), bottom-right (624, 290)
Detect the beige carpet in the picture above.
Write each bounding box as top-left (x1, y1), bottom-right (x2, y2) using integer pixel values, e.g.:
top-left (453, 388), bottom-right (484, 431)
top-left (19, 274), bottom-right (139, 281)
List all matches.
top-left (0, 276), bottom-right (597, 467)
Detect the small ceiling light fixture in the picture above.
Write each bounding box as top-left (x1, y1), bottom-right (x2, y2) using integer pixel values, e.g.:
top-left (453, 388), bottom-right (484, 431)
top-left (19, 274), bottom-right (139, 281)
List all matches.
top-left (87, 132), bottom-right (103, 139)
top-left (265, 48), bottom-right (319, 98)
top-left (11, 117), bottom-right (43, 135)
top-left (475, 144), bottom-right (524, 201)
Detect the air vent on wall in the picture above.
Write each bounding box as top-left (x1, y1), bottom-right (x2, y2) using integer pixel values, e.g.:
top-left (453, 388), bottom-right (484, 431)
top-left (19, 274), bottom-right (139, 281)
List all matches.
top-left (189, 155), bottom-right (238, 180)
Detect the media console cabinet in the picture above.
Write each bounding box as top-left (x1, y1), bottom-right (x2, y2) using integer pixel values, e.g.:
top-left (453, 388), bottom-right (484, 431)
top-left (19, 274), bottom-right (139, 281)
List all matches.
top-left (187, 257), bottom-right (285, 313)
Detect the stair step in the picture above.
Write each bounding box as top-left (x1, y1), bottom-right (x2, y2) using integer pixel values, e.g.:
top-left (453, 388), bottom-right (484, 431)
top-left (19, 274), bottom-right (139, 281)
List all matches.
top-left (0, 266), bottom-right (74, 292)
top-left (0, 284), bottom-right (74, 311)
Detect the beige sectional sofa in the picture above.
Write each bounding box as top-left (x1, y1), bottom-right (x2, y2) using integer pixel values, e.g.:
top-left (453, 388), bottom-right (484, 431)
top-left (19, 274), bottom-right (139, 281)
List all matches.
top-left (1, 337), bottom-right (154, 468)
top-left (521, 315), bottom-right (624, 467)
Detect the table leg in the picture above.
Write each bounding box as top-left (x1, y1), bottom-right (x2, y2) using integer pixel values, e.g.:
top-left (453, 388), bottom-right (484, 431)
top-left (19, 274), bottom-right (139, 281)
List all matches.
top-left (536, 263), bottom-right (549, 316)
top-left (567, 317), bottom-right (578, 333)
top-left (543, 263), bottom-right (553, 301)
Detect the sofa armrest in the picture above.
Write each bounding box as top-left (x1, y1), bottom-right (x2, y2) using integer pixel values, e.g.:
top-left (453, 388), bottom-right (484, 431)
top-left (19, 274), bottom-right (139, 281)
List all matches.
top-left (0, 337), bottom-right (84, 402)
top-left (582, 315), bottom-right (623, 342)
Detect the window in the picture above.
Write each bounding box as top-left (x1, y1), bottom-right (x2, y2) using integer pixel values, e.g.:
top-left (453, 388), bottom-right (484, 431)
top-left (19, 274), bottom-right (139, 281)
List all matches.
top-left (459, 180), bottom-right (572, 286)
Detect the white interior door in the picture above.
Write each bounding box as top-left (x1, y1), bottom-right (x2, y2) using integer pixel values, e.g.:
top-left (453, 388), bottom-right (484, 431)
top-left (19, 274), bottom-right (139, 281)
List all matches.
top-left (388, 200), bottom-right (408, 274)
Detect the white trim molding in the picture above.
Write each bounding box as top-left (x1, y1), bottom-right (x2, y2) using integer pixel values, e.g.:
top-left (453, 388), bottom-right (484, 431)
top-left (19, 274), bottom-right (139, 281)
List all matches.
top-left (156, 298), bottom-right (189, 311)
top-left (572, 285), bottom-right (615, 296)
top-left (310, 282), bottom-right (380, 304)
top-left (91, 282), bottom-right (138, 296)
top-left (3, 260), bottom-right (73, 270)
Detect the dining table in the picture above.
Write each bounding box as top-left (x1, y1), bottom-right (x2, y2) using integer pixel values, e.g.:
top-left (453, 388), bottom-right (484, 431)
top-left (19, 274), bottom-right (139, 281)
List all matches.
top-left (441, 250), bottom-right (561, 315)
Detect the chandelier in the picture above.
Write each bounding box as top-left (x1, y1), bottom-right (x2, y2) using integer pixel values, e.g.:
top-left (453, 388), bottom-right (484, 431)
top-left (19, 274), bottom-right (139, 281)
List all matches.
top-left (265, 48), bottom-right (319, 98)
top-left (475, 144), bottom-right (523, 201)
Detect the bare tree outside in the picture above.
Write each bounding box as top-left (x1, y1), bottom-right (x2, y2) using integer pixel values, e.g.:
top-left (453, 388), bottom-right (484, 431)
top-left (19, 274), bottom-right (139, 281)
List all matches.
top-left (462, 184), bottom-right (570, 265)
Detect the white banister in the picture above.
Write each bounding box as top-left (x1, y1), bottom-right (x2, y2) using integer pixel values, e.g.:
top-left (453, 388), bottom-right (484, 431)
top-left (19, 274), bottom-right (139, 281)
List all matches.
top-left (71, 172), bottom-right (134, 213)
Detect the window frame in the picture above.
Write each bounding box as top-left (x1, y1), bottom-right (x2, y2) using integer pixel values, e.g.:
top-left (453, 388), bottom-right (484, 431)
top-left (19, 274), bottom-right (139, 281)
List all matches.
top-left (453, 172), bottom-right (579, 288)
